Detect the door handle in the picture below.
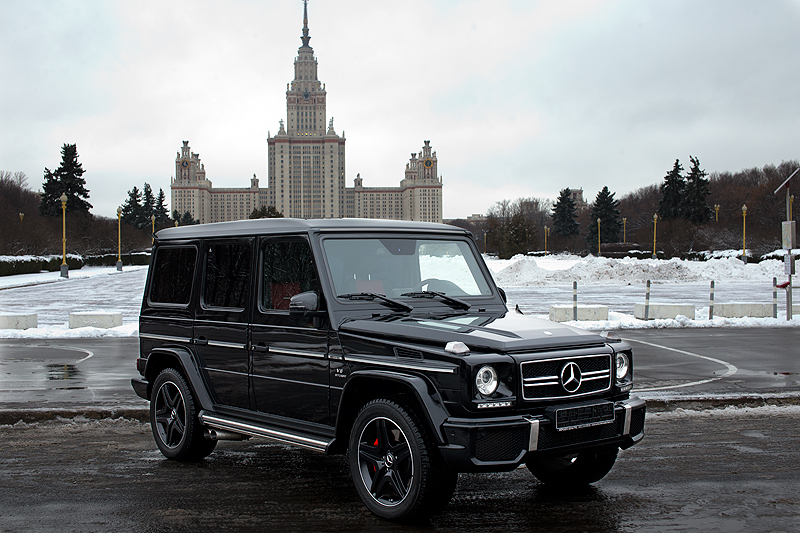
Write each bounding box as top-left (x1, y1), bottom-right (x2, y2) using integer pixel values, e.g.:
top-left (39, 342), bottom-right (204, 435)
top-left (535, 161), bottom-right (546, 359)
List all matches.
top-left (193, 337), bottom-right (208, 346)
top-left (252, 343), bottom-right (269, 353)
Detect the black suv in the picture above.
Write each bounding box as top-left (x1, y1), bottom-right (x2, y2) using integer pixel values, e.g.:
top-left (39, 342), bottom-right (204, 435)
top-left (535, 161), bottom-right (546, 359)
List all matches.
top-left (132, 218), bottom-right (645, 520)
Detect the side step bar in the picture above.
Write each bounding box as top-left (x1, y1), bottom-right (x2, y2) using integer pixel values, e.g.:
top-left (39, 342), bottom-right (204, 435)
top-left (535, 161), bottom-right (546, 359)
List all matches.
top-left (198, 411), bottom-right (333, 453)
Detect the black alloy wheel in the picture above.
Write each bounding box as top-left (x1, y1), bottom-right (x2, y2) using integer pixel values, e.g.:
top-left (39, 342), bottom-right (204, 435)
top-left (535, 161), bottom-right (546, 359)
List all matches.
top-left (348, 399), bottom-right (457, 520)
top-left (150, 368), bottom-right (216, 461)
top-left (357, 416), bottom-right (413, 507)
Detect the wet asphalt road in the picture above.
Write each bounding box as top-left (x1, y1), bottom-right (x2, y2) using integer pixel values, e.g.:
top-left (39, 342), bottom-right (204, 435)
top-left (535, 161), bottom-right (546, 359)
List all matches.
top-left (1, 328), bottom-right (799, 532)
top-left (1, 328), bottom-right (798, 415)
top-left (0, 408), bottom-right (798, 533)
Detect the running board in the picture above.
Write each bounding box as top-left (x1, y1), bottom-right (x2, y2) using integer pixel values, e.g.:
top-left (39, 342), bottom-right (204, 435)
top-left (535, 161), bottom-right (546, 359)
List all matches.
top-left (198, 411), bottom-right (333, 453)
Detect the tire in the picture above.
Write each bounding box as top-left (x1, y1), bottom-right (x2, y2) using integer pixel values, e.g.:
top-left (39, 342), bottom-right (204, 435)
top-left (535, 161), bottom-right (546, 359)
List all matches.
top-left (348, 399), bottom-right (457, 521)
top-left (150, 368), bottom-right (217, 462)
top-left (526, 445), bottom-right (619, 489)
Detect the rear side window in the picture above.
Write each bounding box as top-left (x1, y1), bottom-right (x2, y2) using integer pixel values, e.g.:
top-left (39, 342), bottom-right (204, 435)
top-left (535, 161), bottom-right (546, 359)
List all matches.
top-left (150, 246), bottom-right (197, 305)
top-left (203, 241), bottom-right (252, 309)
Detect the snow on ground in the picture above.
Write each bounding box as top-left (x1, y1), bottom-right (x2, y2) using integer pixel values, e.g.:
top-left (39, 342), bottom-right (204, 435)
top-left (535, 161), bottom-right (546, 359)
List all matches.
top-left (0, 253), bottom-right (797, 339)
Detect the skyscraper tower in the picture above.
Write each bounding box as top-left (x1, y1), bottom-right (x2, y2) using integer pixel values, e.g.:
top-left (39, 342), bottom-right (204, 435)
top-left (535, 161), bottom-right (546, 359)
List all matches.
top-left (268, 0), bottom-right (346, 218)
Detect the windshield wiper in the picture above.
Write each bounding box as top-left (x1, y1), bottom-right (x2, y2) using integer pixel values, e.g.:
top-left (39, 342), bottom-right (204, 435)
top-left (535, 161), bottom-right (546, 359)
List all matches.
top-left (337, 292), bottom-right (413, 312)
top-left (400, 291), bottom-right (471, 310)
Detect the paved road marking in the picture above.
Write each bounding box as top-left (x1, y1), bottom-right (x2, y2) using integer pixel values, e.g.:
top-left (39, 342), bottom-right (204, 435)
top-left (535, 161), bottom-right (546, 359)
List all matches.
top-left (624, 337), bottom-right (738, 392)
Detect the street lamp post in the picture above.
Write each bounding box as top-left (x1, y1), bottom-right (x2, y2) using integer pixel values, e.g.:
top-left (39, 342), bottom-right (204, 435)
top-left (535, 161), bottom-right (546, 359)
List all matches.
top-left (544, 226), bottom-right (549, 254)
top-left (652, 213), bottom-right (658, 259)
top-left (742, 204), bottom-right (747, 263)
top-left (791, 195), bottom-right (794, 220)
top-left (151, 214), bottom-right (156, 244)
top-left (597, 218), bottom-right (601, 256)
top-left (622, 217), bottom-right (627, 243)
top-left (714, 204), bottom-right (720, 222)
top-left (60, 193), bottom-right (68, 278)
top-left (116, 206), bottom-right (123, 271)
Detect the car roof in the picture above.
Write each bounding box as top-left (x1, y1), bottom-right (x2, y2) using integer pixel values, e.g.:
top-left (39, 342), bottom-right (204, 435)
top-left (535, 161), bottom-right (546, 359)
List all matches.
top-left (155, 218), bottom-right (470, 241)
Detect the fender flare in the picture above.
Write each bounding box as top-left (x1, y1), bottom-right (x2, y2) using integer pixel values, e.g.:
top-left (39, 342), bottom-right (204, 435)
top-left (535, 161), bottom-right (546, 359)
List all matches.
top-left (144, 346), bottom-right (215, 411)
top-left (337, 370), bottom-right (450, 445)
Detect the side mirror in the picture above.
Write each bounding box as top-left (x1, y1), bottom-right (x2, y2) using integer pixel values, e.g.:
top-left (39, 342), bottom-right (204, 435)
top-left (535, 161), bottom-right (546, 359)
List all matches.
top-left (498, 287), bottom-right (507, 304)
top-left (289, 291), bottom-right (320, 313)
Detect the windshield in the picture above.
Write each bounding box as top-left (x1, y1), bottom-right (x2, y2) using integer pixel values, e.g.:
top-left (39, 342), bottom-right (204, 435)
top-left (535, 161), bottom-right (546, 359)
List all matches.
top-left (322, 237), bottom-right (493, 300)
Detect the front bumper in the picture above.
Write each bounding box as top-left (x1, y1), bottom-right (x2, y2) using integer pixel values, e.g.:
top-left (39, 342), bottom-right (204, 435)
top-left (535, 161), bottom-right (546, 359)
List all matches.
top-left (439, 396), bottom-right (646, 472)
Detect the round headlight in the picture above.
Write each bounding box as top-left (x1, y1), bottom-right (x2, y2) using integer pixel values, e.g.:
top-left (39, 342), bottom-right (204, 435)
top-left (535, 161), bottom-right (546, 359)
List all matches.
top-left (476, 365), bottom-right (499, 396)
top-left (616, 352), bottom-right (630, 381)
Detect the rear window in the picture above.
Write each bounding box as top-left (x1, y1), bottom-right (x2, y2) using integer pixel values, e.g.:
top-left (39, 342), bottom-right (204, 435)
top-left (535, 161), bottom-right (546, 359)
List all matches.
top-left (203, 241), bottom-right (252, 309)
top-left (150, 246), bottom-right (197, 305)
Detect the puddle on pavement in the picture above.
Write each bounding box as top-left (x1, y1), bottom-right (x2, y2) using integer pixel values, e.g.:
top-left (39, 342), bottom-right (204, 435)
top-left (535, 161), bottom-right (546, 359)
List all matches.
top-left (45, 363), bottom-right (81, 381)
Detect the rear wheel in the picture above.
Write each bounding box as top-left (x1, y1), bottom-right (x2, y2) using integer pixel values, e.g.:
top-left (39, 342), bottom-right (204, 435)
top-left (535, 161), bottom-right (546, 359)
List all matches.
top-left (526, 445), bottom-right (618, 488)
top-left (150, 368), bottom-right (216, 461)
top-left (348, 399), bottom-right (457, 520)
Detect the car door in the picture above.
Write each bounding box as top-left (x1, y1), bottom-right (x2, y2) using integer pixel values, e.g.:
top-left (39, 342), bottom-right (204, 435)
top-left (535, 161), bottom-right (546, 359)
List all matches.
top-left (193, 238), bottom-right (253, 410)
top-left (250, 236), bottom-right (330, 426)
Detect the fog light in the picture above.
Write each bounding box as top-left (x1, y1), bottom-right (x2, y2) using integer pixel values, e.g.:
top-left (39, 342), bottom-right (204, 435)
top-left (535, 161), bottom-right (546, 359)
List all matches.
top-left (476, 365), bottom-right (498, 395)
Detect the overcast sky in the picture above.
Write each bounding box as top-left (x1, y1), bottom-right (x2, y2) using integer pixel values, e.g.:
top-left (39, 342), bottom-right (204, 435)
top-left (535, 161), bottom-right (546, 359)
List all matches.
top-left (2, 0), bottom-right (800, 220)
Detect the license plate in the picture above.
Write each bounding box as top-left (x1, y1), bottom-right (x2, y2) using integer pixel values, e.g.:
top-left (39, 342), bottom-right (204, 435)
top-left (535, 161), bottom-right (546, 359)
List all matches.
top-left (550, 402), bottom-right (615, 431)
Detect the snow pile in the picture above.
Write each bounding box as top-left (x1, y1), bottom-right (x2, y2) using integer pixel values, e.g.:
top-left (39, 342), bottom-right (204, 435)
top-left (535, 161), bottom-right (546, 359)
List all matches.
top-left (489, 254), bottom-right (785, 287)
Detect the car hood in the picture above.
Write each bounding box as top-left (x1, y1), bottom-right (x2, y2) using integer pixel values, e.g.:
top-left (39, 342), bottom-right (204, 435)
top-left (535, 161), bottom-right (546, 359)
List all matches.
top-left (338, 312), bottom-right (605, 353)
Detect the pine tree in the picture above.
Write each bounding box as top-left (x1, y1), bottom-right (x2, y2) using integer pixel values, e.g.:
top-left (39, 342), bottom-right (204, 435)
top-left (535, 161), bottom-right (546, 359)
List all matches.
top-left (658, 159), bottom-right (685, 220)
top-left (585, 186), bottom-right (621, 249)
top-left (249, 205), bottom-right (284, 219)
top-left (551, 188), bottom-right (579, 237)
top-left (179, 211), bottom-right (198, 225)
top-left (682, 156), bottom-right (713, 224)
top-left (142, 183), bottom-right (155, 221)
top-left (121, 186), bottom-right (144, 228)
top-left (154, 188), bottom-right (170, 226)
top-left (39, 143), bottom-right (93, 216)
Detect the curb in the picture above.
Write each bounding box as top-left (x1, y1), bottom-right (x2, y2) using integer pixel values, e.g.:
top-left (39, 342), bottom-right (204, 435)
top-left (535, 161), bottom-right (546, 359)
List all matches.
top-left (2, 395), bottom-right (800, 425)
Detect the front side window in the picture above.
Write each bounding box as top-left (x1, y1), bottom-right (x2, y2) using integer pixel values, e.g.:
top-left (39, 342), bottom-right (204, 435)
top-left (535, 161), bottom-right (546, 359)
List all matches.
top-left (261, 239), bottom-right (320, 310)
top-left (322, 238), bottom-right (492, 299)
top-left (150, 246), bottom-right (197, 305)
top-left (203, 241), bottom-right (252, 309)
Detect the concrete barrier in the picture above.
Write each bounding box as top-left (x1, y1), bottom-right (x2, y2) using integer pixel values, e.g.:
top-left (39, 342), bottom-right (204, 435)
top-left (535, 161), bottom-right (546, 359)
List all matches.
top-left (68, 312), bottom-right (123, 329)
top-left (0, 313), bottom-right (38, 329)
top-left (634, 303), bottom-right (695, 320)
top-left (549, 305), bottom-right (609, 322)
top-left (713, 302), bottom-right (771, 318)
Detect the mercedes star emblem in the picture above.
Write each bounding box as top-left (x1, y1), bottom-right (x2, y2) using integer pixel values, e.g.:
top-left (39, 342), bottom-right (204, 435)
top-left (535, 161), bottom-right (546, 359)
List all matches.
top-left (560, 361), bottom-right (582, 393)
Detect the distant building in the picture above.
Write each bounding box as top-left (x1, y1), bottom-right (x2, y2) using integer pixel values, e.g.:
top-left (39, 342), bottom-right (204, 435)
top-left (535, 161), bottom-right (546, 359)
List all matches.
top-left (171, 2), bottom-right (442, 224)
top-left (570, 188), bottom-right (588, 211)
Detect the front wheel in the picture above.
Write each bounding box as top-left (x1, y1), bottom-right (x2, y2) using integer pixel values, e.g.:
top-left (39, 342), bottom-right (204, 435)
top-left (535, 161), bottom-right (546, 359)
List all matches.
top-left (526, 445), bottom-right (619, 489)
top-left (348, 399), bottom-right (457, 521)
top-left (150, 368), bottom-right (216, 461)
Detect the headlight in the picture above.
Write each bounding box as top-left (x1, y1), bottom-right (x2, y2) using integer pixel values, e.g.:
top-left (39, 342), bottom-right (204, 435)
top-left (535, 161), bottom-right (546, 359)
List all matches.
top-left (476, 365), bottom-right (498, 395)
top-left (616, 352), bottom-right (630, 381)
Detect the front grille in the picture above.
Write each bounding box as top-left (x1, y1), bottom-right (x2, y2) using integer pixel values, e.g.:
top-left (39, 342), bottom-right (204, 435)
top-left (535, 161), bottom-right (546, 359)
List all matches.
top-left (537, 418), bottom-right (622, 450)
top-left (475, 427), bottom-right (525, 462)
top-left (521, 354), bottom-right (611, 401)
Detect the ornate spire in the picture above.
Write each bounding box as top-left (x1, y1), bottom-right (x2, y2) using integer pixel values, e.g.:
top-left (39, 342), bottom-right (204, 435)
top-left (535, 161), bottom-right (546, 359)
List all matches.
top-left (301, 0), bottom-right (311, 48)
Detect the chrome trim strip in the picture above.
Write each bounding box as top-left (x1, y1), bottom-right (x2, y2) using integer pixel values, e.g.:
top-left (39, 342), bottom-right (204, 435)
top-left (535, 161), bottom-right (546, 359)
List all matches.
top-left (199, 413), bottom-right (329, 452)
top-left (140, 333), bottom-right (191, 344)
top-left (206, 368), bottom-right (248, 377)
top-left (269, 347), bottom-right (326, 359)
top-left (623, 403), bottom-right (632, 435)
top-left (344, 354), bottom-right (457, 374)
top-left (141, 316), bottom-right (193, 323)
top-left (207, 340), bottom-right (247, 350)
top-left (528, 418), bottom-right (539, 452)
top-left (251, 373), bottom-right (329, 389)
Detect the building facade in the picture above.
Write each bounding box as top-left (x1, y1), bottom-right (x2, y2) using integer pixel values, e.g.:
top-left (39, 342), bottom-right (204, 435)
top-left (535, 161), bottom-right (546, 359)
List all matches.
top-left (171, 1), bottom-right (442, 224)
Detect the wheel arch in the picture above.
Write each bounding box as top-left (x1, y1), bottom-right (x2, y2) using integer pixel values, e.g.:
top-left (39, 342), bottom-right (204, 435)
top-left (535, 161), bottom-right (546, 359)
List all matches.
top-left (331, 370), bottom-right (449, 454)
top-left (143, 347), bottom-right (214, 411)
